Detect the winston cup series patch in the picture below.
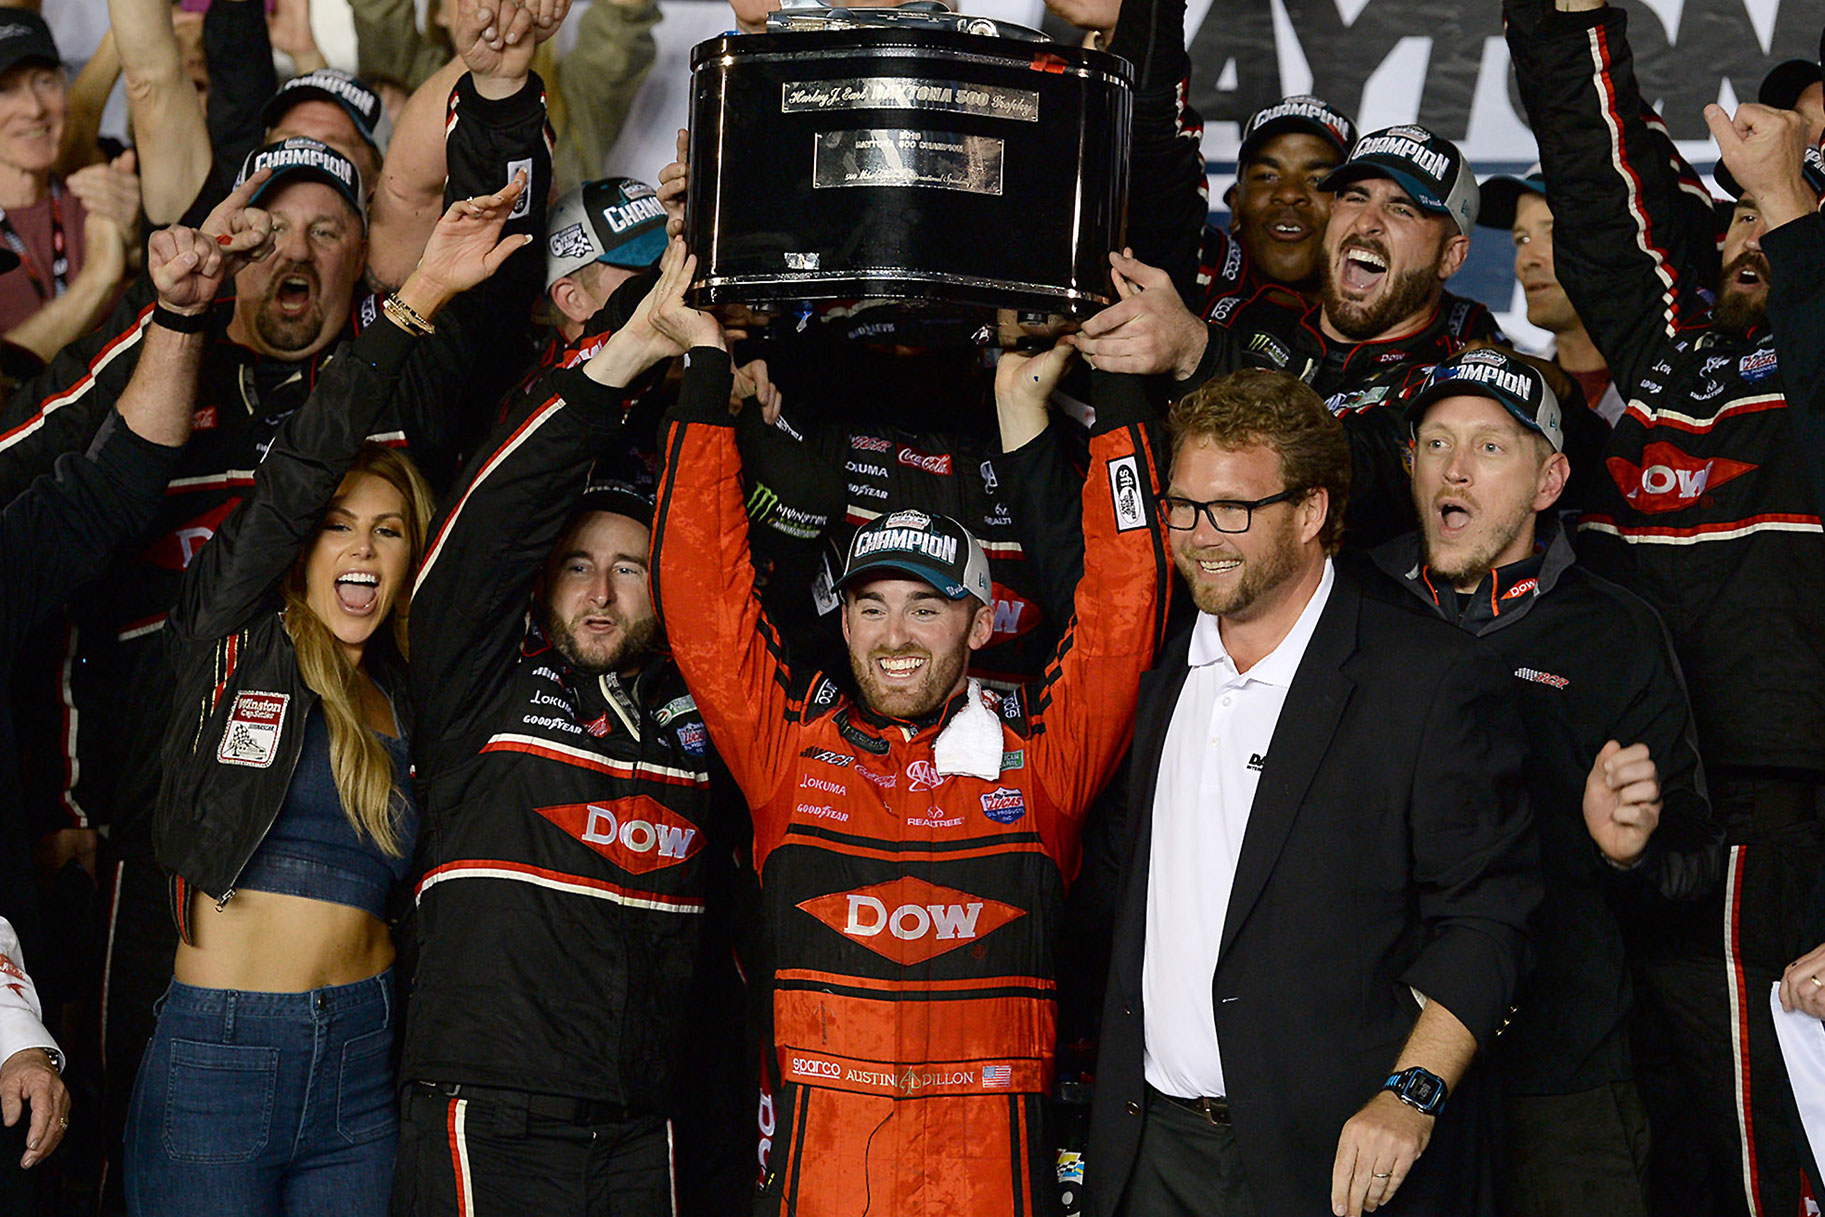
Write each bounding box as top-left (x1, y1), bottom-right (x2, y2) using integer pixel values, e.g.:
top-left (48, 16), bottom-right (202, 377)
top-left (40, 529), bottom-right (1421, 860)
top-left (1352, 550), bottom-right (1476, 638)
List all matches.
top-left (217, 692), bottom-right (291, 768)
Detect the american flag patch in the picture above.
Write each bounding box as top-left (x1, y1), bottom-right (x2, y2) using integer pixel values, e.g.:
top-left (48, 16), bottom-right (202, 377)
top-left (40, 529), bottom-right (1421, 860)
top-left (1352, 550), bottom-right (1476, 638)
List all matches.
top-left (982, 1065), bottom-right (1012, 1089)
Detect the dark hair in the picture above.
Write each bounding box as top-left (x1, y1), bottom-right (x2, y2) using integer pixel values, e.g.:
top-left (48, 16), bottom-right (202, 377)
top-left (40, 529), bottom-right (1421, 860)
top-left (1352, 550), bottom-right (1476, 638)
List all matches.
top-left (1167, 368), bottom-right (1352, 554)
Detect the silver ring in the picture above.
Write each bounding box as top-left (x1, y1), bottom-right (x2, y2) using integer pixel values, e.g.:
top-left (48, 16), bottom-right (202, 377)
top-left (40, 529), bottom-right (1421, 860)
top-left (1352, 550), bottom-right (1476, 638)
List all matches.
top-left (1811, 976), bottom-right (1823, 988)
top-left (1372, 1172), bottom-right (1392, 1179)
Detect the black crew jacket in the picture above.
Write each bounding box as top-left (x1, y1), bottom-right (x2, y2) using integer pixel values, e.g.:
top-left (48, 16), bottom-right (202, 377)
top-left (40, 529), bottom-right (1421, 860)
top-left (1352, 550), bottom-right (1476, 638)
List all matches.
top-left (155, 320), bottom-right (419, 942)
top-left (1507, 0), bottom-right (1825, 781)
top-left (1367, 521), bottom-right (1723, 1093)
top-left (402, 316), bottom-right (744, 1107)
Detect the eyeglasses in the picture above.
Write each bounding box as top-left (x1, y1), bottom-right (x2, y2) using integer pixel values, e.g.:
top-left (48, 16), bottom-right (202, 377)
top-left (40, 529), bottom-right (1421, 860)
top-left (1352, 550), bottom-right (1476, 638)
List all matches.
top-left (1161, 489), bottom-right (1306, 533)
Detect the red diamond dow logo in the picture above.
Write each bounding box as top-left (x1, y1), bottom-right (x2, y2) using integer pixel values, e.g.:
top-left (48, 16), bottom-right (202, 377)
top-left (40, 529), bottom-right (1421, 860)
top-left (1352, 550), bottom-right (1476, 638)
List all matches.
top-left (798, 877), bottom-right (1025, 965)
top-left (1607, 442), bottom-right (1756, 515)
top-left (534, 797), bottom-right (702, 874)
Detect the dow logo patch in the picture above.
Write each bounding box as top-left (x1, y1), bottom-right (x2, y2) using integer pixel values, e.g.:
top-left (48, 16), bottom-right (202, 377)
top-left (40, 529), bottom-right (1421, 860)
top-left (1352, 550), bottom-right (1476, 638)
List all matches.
top-left (535, 797), bottom-right (703, 874)
top-left (797, 877), bottom-right (1025, 965)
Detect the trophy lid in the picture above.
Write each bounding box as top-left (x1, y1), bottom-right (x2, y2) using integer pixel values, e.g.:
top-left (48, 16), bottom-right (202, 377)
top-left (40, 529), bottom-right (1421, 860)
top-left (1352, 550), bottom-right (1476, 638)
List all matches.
top-left (765, 0), bottom-right (1047, 41)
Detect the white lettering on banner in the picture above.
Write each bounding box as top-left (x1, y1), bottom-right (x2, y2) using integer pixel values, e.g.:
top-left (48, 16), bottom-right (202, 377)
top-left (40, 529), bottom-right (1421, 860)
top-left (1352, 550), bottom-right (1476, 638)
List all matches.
top-left (582, 804), bottom-right (698, 858)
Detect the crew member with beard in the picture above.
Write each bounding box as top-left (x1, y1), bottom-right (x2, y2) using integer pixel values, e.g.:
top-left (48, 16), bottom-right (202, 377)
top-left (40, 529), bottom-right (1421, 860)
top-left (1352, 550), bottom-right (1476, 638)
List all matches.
top-left (1371, 347), bottom-right (1722, 1217)
top-left (646, 234), bottom-right (1168, 1217)
top-left (1075, 124), bottom-right (1487, 550)
top-left (1080, 368), bottom-right (1537, 1217)
top-left (397, 250), bottom-right (750, 1217)
top-left (1194, 100), bottom-right (1504, 344)
top-left (1507, 3), bottom-right (1825, 1214)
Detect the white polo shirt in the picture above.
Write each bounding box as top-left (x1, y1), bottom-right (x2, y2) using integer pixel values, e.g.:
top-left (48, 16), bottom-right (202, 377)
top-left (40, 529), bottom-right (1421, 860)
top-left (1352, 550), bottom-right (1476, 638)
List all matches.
top-left (1142, 559), bottom-right (1334, 1099)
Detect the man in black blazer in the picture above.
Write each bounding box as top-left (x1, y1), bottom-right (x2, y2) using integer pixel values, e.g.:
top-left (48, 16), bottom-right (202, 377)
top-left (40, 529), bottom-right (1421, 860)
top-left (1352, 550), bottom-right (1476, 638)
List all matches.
top-left (1084, 368), bottom-right (1541, 1217)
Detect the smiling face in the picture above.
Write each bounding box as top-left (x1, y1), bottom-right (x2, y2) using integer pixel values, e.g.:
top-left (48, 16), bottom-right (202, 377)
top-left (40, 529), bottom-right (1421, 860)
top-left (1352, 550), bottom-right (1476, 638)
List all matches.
top-left (1511, 193), bottom-right (1580, 335)
top-left (1231, 132), bottom-right (1343, 293)
top-left (231, 179), bottom-right (366, 359)
top-left (0, 61), bottom-right (65, 178)
top-left (1320, 175), bottom-right (1468, 342)
top-left (1412, 394), bottom-right (1568, 591)
top-left (301, 471), bottom-right (414, 660)
top-left (1167, 438), bottom-right (1325, 621)
top-left (536, 511), bottom-right (660, 677)
top-left (1715, 198), bottom-right (1771, 336)
top-left (842, 577), bottom-right (991, 720)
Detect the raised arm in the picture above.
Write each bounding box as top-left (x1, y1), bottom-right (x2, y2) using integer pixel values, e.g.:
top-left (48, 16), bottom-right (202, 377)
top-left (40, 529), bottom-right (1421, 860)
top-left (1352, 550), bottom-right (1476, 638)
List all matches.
top-left (0, 222), bottom-right (218, 657)
top-left (1504, 0), bottom-right (1715, 393)
top-left (366, 0), bottom-right (569, 290)
top-left (649, 242), bottom-right (813, 811)
top-left (2, 213), bottom-right (128, 364)
top-left (109, 0), bottom-right (212, 225)
top-left (409, 268), bottom-right (662, 751)
top-left (1107, 0), bottom-right (1206, 302)
top-left (172, 176), bottom-right (531, 643)
top-left (550, 0), bottom-right (660, 192)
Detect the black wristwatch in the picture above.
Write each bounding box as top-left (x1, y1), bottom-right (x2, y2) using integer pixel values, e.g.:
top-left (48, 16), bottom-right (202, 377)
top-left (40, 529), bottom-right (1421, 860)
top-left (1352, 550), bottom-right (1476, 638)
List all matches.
top-left (1382, 1066), bottom-right (1448, 1116)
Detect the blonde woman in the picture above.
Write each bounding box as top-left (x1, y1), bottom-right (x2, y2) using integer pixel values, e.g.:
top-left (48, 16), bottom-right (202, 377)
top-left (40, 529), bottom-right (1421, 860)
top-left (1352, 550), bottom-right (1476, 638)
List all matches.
top-left (123, 172), bottom-right (530, 1217)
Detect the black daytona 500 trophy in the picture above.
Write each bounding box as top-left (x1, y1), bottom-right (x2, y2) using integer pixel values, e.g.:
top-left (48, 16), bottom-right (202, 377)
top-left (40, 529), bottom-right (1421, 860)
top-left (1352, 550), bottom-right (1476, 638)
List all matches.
top-left (684, 0), bottom-right (1133, 324)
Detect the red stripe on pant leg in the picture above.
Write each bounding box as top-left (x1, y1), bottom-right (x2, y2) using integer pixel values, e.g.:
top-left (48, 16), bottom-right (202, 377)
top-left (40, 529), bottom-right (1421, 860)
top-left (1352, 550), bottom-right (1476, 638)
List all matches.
top-left (1726, 845), bottom-right (1765, 1216)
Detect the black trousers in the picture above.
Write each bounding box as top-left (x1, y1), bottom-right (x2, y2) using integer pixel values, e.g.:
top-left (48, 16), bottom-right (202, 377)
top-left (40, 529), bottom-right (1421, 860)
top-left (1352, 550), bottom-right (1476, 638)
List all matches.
top-left (391, 1084), bottom-right (676, 1217)
top-left (1499, 1081), bottom-right (1650, 1217)
top-left (1115, 1086), bottom-right (1258, 1217)
top-left (1632, 773), bottom-right (1824, 1217)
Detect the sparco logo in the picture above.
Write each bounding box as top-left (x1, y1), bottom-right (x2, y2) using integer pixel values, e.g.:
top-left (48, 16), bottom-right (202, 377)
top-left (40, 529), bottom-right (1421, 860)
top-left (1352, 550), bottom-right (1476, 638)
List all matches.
top-left (797, 877), bottom-right (1025, 964)
top-left (534, 798), bottom-right (701, 873)
top-left (897, 446), bottom-right (953, 475)
top-left (1607, 442), bottom-right (1756, 514)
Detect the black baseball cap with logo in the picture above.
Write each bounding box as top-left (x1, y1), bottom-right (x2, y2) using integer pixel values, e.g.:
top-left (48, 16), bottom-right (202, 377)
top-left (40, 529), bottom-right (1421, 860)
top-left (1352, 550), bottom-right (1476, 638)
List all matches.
top-left (1237, 95), bottom-right (1358, 167)
top-left (1321, 124), bottom-right (1480, 236)
top-left (1476, 163), bottom-right (1547, 230)
top-left (834, 509), bottom-right (992, 605)
top-left (1405, 348), bottom-right (1564, 453)
top-left (0, 11), bottom-right (58, 78)
top-left (263, 68), bottom-right (391, 156)
top-left (545, 178), bottom-right (669, 287)
top-left (237, 137), bottom-right (367, 228)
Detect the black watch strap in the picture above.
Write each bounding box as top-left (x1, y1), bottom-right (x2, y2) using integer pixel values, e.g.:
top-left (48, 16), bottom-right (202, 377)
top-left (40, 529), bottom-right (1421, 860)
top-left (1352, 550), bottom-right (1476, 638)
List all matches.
top-left (152, 305), bottom-right (211, 334)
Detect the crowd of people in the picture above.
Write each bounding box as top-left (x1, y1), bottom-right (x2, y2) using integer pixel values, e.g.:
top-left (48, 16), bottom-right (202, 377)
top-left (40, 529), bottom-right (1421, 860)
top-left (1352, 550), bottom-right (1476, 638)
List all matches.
top-left (2, 0), bottom-right (1825, 1214)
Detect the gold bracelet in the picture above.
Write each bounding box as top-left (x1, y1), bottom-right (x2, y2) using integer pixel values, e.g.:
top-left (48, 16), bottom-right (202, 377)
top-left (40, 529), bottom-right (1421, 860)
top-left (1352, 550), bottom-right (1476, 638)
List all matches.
top-left (382, 293), bottom-right (435, 336)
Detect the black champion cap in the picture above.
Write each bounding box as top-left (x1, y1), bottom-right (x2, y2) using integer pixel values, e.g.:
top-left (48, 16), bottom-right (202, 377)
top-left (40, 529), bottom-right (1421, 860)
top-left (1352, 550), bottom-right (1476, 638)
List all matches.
top-left (1237, 95), bottom-right (1358, 167)
top-left (0, 11), bottom-right (58, 79)
top-left (236, 137), bottom-right (367, 228)
top-left (263, 68), bottom-right (391, 156)
top-left (1476, 163), bottom-right (1547, 231)
top-left (835, 509), bottom-right (991, 605)
top-left (1321, 124), bottom-right (1480, 236)
top-left (1406, 348), bottom-right (1564, 453)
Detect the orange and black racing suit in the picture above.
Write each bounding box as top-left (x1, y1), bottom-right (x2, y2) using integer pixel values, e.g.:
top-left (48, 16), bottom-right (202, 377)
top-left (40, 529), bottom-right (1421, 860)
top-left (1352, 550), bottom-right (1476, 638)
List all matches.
top-left (652, 347), bottom-right (1169, 1216)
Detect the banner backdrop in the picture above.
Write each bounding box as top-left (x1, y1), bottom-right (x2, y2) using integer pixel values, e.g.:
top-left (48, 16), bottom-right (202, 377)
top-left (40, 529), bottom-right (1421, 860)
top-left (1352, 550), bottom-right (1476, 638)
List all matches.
top-left (605, 0), bottom-right (1824, 345)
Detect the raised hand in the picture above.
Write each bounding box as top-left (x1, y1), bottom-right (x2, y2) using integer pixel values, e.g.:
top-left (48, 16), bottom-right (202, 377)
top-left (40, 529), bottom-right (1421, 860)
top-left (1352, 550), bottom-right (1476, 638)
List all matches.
top-left (1072, 249), bottom-right (1209, 379)
top-left (198, 168), bottom-right (277, 279)
top-left (659, 127), bottom-right (688, 237)
top-left (1705, 101), bottom-right (1817, 230)
top-left (65, 150), bottom-right (142, 243)
top-left (994, 341), bottom-right (1075, 452)
top-left (148, 224), bottom-right (231, 315)
top-left (399, 171), bottom-right (535, 315)
top-left (647, 237), bottom-right (727, 354)
top-left (456, 0), bottom-right (570, 87)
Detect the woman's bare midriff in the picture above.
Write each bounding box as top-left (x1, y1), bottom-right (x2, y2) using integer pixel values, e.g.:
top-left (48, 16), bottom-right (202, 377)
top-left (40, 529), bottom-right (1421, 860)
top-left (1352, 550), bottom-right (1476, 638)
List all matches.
top-left (174, 887), bottom-right (394, 992)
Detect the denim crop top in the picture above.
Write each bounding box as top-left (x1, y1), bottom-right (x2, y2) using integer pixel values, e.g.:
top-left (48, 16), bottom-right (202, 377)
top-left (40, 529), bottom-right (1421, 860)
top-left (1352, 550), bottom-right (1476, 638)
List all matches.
top-left (235, 704), bottom-right (417, 918)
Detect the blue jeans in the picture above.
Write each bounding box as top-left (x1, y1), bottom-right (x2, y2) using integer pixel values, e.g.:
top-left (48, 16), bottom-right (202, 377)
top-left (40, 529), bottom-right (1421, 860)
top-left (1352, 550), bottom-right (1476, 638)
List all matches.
top-left (124, 970), bottom-right (398, 1217)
